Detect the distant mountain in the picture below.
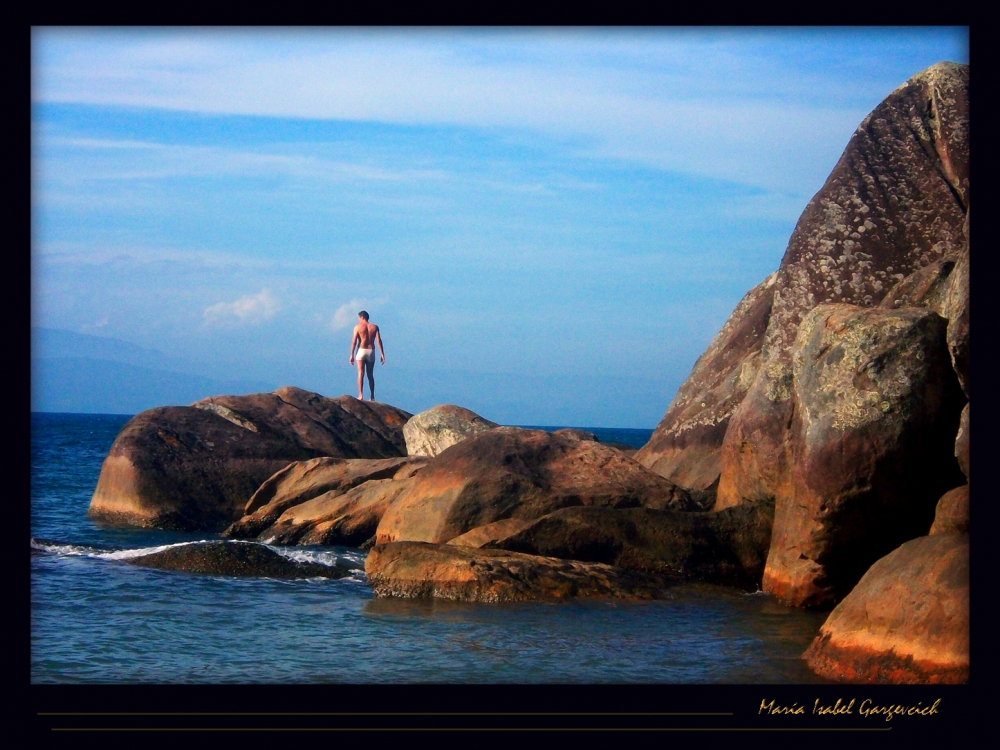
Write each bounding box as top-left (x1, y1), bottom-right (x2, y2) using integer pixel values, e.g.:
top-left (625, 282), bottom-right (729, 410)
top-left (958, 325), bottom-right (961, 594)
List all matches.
top-left (31, 328), bottom-right (274, 415)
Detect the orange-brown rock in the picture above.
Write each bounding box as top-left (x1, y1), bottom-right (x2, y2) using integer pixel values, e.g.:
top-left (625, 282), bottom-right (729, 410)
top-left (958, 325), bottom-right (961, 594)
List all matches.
top-left (255, 477), bottom-right (418, 547)
top-left (929, 485), bottom-right (969, 535)
top-left (223, 456), bottom-right (426, 539)
top-left (803, 533), bottom-right (968, 684)
top-left (89, 387), bottom-right (412, 531)
top-left (376, 427), bottom-right (705, 546)
top-left (636, 272), bottom-right (776, 494)
top-left (762, 305), bottom-right (966, 607)
top-left (402, 404), bottom-right (497, 457)
top-left (482, 503), bottom-right (773, 589)
top-left (365, 541), bottom-right (673, 602)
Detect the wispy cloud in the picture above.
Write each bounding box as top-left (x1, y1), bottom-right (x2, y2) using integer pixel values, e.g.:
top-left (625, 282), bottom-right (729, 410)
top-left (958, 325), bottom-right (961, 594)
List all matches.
top-left (203, 289), bottom-right (280, 326)
top-left (33, 28), bottom-right (966, 194)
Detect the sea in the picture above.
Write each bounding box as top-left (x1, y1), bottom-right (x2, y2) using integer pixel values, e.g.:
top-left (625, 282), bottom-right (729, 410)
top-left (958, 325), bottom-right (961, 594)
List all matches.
top-left (30, 412), bottom-right (830, 684)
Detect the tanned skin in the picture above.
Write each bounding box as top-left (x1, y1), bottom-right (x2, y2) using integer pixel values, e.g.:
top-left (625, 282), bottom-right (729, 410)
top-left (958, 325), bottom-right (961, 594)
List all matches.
top-left (349, 314), bottom-right (385, 400)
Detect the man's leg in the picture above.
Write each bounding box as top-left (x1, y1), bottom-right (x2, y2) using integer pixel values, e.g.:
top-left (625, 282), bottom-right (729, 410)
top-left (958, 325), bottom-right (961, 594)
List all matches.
top-left (356, 359), bottom-right (366, 399)
top-left (365, 359), bottom-right (376, 401)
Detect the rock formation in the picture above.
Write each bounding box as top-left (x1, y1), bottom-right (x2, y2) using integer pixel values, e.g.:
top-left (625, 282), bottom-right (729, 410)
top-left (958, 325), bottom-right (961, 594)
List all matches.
top-left (365, 541), bottom-right (673, 602)
top-left (376, 427), bottom-right (706, 546)
top-left (222, 456), bottom-right (426, 539)
top-left (88, 387), bottom-right (411, 531)
top-left (402, 404), bottom-right (497, 457)
top-left (125, 540), bottom-right (353, 579)
top-left (803, 532), bottom-right (968, 684)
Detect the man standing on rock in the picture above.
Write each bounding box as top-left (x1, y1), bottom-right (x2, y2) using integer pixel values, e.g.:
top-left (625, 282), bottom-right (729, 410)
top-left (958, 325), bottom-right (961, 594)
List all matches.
top-left (349, 310), bottom-right (385, 401)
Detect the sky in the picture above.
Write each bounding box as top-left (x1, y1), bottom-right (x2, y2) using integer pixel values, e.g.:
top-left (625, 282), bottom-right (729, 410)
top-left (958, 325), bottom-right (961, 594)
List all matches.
top-left (31, 27), bottom-right (969, 427)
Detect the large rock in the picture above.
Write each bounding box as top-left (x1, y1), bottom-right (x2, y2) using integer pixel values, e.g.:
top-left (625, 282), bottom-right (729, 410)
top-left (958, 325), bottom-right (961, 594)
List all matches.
top-left (376, 427), bottom-right (705, 546)
top-left (477, 503), bottom-right (774, 590)
top-left (402, 404), bottom-right (497, 457)
top-left (636, 272), bottom-right (776, 493)
top-left (88, 387), bottom-right (412, 531)
top-left (223, 456), bottom-right (427, 539)
top-left (365, 541), bottom-right (673, 602)
top-left (254, 477), bottom-right (419, 547)
top-left (658, 63), bottom-right (970, 511)
top-left (762, 305), bottom-right (966, 607)
top-left (803, 533), bottom-right (968, 684)
top-left (124, 541), bottom-right (352, 579)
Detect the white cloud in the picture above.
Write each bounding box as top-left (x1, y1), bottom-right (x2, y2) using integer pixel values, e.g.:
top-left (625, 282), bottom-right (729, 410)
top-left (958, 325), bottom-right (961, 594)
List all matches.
top-left (330, 299), bottom-right (385, 331)
top-left (203, 289), bottom-right (280, 326)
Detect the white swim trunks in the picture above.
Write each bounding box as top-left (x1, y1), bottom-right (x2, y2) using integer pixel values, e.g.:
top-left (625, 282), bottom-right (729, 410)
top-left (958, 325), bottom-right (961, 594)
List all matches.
top-left (356, 348), bottom-right (374, 363)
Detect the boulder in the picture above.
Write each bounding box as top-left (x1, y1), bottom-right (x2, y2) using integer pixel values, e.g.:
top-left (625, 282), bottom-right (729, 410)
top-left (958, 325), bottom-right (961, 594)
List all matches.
top-left (255, 477), bottom-right (418, 547)
top-left (552, 428), bottom-right (597, 441)
top-left (223, 456), bottom-right (427, 539)
top-left (365, 541), bottom-right (673, 602)
top-left (124, 541), bottom-right (352, 579)
top-left (88, 387), bottom-right (412, 531)
top-left (402, 404), bottom-right (497, 457)
top-left (481, 503), bottom-right (774, 590)
top-left (660, 63), bottom-right (969, 512)
top-left (762, 304), bottom-right (966, 607)
top-left (636, 272), bottom-right (776, 494)
top-left (376, 427), bottom-right (705, 546)
top-left (929, 485), bottom-right (969, 535)
top-left (803, 533), bottom-right (968, 684)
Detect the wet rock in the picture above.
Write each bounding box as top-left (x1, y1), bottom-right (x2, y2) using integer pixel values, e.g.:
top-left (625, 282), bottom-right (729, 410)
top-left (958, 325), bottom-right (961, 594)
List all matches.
top-left (402, 404), bottom-right (497, 457)
top-left (762, 304), bottom-right (966, 607)
top-left (223, 456), bottom-right (427, 539)
top-left (803, 533), bottom-right (968, 684)
top-left (929, 485), bottom-right (969, 536)
top-left (365, 541), bottom-right (673, 602)
top-left (637, 272), bottom-right (776, 494)
top-left (483, 503), bottom-right (773, 590)
top-left (125, 541), bottom-right (352, 579)
top-left (88, 387), bottom-right (412, 531)
top-left (376, 427), bottom-right (704, 546)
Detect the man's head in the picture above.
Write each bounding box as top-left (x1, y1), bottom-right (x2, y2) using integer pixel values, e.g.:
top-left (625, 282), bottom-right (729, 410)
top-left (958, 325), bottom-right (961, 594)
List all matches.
top-left (358, 310), bottom-right (369, 321)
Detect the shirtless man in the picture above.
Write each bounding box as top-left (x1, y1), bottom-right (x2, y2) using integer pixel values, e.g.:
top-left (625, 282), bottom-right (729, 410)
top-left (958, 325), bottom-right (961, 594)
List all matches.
top-left (349, 310), bottom-right (385, 401)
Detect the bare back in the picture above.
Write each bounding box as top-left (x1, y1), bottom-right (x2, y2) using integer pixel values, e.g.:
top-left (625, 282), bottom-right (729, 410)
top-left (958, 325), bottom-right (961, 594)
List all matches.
top-left (354, 322), bottom-right (378, 349)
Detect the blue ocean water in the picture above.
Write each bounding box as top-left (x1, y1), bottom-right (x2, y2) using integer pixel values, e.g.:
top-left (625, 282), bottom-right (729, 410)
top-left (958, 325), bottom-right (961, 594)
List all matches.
top-left (30, 413), bottom-right (829, 684)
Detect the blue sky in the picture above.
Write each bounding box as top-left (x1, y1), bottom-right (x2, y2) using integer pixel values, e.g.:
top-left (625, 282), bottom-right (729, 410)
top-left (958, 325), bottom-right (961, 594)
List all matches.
top-left (31, 28), bottom-right (969, 427)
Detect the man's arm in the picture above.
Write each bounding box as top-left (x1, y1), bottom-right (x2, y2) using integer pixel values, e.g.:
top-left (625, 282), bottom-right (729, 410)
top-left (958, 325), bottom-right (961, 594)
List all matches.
top-left (349, 327), bottom-right (360, 364)
top-left (375, 327), bottom-right (385, 364)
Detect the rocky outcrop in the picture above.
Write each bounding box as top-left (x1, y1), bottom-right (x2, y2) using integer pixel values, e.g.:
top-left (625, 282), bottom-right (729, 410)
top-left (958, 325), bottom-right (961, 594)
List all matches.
top-left (376, 427), bottom-right (705, 546)
top-left (403, 405), bottom-right (497, 457)
top-left (762, 304), bottom-right (966, 607)
top-left (956, 404), bottom-right (969, 480)
top-left (124, 541), bottom-right (353, 579)
top-left (253, 477), bottom-right (418, 547)
top-left (223, 456), bottom-right (426, 539)
top-left (645, 63), bottom-right (969, 513)
top-left (636, 272), bottom-right (776, 494)
top-left (88, 387), bottom-right (412, 531)
top-left (803, 533), bottom-right (969, 684)
top-left (365, 541), bottom-right (673, 602)
top-left (480, 503), bottom-right (773, 590)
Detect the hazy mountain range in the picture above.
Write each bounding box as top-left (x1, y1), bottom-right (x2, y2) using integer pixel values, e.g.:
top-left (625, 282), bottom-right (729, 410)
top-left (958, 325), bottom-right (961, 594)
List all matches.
top-left (31, 328), bottom-right (275, 415)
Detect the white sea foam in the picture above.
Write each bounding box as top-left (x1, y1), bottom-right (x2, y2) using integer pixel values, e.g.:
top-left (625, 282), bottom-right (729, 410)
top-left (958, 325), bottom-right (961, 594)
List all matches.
top-left (269, 545), bottom-right (361, 569)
